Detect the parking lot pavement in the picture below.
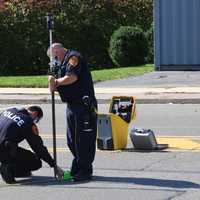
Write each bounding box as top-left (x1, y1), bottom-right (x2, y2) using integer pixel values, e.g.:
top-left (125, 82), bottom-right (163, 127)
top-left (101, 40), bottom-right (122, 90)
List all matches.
top-left (1, 71), bottom-right (200, 199)
top-left (0, 151), bottom-right (200, 200)
top-left (1, 135), bottom-right (200, 200)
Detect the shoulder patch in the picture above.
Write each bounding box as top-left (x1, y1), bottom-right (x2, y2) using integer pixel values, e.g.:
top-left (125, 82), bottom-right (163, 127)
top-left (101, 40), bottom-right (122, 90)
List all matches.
top-left (68, 56), bottom-right (79, 67)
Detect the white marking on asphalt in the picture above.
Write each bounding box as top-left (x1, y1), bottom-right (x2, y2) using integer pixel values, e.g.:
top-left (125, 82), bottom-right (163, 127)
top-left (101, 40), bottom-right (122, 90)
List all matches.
top-left (0, 104), bottom-right (31, 112)
top-left (41, 134), bottom-right (66, 139)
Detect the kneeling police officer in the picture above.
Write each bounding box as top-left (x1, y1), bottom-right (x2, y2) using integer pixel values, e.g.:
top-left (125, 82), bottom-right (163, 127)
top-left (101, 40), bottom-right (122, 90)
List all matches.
top-left (0, 105), bottom-right (63, 184)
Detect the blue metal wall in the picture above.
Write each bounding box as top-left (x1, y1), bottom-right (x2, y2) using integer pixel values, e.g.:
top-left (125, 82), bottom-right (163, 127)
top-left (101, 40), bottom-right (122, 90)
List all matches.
top-left (154, 0), bottom-right (200, 70)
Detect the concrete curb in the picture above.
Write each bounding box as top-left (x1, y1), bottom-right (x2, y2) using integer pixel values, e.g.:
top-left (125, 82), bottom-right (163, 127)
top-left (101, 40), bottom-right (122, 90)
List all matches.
top-left (1, 87), bottom-right (200, 104)
top-left (1, 97), bottom-right (200, 104)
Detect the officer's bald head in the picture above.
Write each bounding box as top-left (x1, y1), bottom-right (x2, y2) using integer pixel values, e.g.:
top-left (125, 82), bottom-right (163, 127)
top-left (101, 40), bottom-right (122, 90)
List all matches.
top-left (47, 43), bottom-right (63, 57)
top-left (51, 43), bottom-right (63, 49)
top-left (47, 43), bottom-right (67, 61)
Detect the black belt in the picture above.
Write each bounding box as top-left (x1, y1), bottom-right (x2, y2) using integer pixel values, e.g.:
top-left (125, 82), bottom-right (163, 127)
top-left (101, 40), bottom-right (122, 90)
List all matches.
top-left (66, 96), bottom-right (96, 106)
top-left (66, 99), bottom-right (83, 105)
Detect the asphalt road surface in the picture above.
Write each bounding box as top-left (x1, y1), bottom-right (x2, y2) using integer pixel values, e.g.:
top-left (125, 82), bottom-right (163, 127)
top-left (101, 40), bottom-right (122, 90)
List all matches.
top-left (1, 103), bottom-right (199, 136)
top-left (1, 103), bottom-right (200, 200)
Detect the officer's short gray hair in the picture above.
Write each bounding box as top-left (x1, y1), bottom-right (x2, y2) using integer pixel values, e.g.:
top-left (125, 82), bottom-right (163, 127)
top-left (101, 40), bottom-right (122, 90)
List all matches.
top-left (47, 43), bottom-right (64, 57)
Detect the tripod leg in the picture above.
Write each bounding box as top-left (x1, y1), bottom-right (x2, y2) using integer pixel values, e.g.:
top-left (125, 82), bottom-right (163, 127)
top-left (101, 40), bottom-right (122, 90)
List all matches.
top-left (51, 91), bottom-right (57, 178)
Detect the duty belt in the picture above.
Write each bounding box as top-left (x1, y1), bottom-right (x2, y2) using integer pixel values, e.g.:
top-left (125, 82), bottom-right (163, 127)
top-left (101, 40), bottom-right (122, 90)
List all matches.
top-left (66, 99), bottom-right (83, 105)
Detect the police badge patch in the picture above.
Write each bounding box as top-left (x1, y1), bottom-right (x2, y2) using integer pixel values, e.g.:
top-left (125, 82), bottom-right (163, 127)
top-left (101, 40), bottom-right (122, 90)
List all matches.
top-left (69, 56), bottom-right (79, 67)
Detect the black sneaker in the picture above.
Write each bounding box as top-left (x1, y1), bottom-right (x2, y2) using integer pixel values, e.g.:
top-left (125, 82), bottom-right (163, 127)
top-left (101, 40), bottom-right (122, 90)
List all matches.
top-left (0, 164), bottom-right (16, 184)
top-left (70, 170), bottom-right (77, 177)
top-left (73, 172), bottom-right (92, 182)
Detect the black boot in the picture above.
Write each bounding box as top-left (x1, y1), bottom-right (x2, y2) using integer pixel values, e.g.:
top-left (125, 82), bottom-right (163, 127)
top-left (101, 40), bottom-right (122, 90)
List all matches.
top-left (73, 171), bottom-right (92, 182)
top-left (0, 164), bottom-right (16, 184)
top-left (70, 159), bottom-right (79, 177)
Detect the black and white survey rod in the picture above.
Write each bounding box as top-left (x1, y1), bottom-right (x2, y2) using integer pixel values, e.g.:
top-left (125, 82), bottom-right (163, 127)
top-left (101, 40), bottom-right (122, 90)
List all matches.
top-left (46, 13), bottom-right (57, 179)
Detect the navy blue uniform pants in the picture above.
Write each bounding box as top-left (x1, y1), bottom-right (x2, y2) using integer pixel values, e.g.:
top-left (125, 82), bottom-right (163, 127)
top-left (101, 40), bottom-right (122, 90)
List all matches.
top-left (66, 102), bottom-right (97, 176)
top-left (0, 146), bottom-right (42, 176)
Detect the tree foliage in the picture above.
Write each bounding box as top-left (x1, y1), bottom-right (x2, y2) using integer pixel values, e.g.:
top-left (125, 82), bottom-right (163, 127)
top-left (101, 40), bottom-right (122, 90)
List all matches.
top-left (0, 0), bottom-right (153, 75)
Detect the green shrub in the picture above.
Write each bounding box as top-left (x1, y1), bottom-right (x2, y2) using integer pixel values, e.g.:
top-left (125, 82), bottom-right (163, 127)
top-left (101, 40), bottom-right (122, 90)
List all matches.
top-left (109, 26), bottom-right (148, 67)
top-left (145, 23), bottom-right (154, 63)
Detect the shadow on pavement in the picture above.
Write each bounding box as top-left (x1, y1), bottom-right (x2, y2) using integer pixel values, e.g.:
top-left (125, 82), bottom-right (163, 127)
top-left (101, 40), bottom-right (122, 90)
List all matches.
top-left (13, 175), bottom-right (200, 189)
top-left (93, 176), bottom-right (200, 189)
top-left (16, 176), bottom-right (90, 186)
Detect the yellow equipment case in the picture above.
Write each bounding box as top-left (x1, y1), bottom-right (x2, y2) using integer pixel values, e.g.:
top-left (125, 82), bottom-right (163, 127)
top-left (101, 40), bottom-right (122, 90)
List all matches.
top-left (97, 96), bottom-right (136, 150)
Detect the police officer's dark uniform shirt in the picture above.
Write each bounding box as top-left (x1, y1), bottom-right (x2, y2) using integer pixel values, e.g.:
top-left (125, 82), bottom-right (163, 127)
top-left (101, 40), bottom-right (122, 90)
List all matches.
top-left (56, 50), bottom-right (96, 104)
top-left (56, 50), bottom-right (97, 177)
top-left (0, 108), bottom-right (54, 167)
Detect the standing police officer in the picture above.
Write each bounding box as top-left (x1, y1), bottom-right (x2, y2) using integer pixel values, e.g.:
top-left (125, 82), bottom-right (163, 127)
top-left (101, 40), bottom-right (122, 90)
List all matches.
top-left (48, 43), bottom-right (97, 182)
top-left (0, 105), bottom-right (63, 184)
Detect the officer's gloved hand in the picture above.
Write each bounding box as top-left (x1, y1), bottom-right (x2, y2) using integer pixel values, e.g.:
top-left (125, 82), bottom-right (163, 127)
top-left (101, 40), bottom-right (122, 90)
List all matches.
top-left (48, 75), bottom-right (56, 93)
top-left (56, 166), bottom-right (64, 181)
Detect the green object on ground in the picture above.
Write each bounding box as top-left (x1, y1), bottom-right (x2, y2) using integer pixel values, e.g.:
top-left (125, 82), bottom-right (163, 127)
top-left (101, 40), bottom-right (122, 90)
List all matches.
top-left (63, 171), bottom-right (73, 181)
